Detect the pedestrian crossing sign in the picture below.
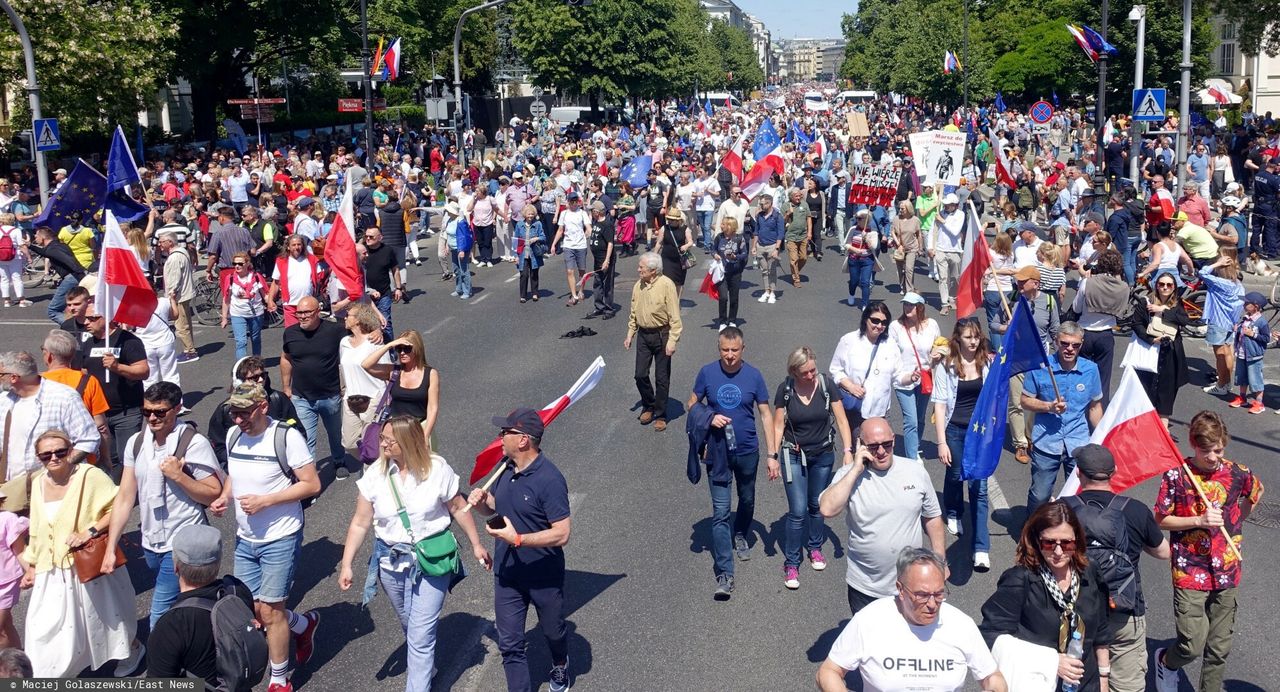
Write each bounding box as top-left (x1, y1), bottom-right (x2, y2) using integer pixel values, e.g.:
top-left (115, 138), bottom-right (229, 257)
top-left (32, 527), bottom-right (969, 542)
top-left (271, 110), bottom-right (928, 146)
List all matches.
top-left (1132, 89), bottom-right (1166, 122)
top-left (33, 118), bottom-right (60, 152)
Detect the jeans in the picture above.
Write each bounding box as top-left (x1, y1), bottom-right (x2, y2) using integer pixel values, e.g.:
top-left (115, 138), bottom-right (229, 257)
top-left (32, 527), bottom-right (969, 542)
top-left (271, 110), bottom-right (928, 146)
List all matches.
top-left (943, 423), bottom-right (990, 553)
top-left (230, 312), bottom-right (262, 355)
top-left (847, 257), bottom-right (875, 309)
top-left (893, 388), bottom-right (930, 460)
top-left (144, 548), bottom-right (181, 630)
top-left (697, 210), bottom-right (715, 247)
top-left (983, 289), bottom-right (1006, 350)
top-left (474, 224), bottom-right (495, 263)
top-left (375, 294), bottom-right (394, 341)
top-left (1027, 446), bottom-right (1075, 511)
top-left (716, 271), bottom-right (742, 323)
top-left (452, 252), bottom-right (472, 298)
top-left (292, 394), bottom-right (348, 466)
top-left (1121, 236), bottom-right (1142, 285)
top-left (106, 407), bottom-right (142, 473)
top-left (380, 560), bottom-right (451, 692)
top-left (708, 451), bottom-right (759, 578)
top-left (48, 273), bottom-right (80, 323)
top-left (495, 575), bottom-right (568, 692)
top-left (234, 531), bottom-right (303, 603)
top-left (634, 329), bottom-right (671, 419)
top-left (781, 449), bottom-right (833, 568)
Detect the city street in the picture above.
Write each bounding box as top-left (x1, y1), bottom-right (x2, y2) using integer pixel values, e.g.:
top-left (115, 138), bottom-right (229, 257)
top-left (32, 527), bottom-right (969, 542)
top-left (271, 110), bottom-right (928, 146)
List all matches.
top-left (8, 229), bottom-right (1279, 691)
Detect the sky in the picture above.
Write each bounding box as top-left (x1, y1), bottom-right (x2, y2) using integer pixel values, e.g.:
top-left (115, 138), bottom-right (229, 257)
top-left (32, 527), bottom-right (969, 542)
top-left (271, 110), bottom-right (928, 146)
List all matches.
top-left (733, 0), bottom-right (853, 40)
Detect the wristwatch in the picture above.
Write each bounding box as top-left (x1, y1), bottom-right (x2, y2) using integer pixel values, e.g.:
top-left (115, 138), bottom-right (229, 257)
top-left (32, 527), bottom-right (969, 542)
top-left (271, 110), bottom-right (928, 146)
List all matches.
top-left (87, 527), bottom-right (100, 538)
top-left (767, 452), bottom-right (779, 459)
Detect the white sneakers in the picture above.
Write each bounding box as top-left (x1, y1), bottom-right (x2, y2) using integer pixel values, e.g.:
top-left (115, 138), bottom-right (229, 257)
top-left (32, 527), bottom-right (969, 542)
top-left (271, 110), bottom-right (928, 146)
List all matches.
top-left (946, 515), bottom-right (963, 536)
top-left (767, 292), bottom-right (777, 304)
top-left (757, 292), bottom-right (769, 303)
top-left (973, 551), bottom-right (990, 572)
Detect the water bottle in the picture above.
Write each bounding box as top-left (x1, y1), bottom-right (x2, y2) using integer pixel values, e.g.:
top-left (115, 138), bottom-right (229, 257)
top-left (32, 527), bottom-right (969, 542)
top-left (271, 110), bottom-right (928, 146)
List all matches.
top-left (724, 422), bottom-right (737, 452)
top-left (1061, 630), bottom-right (1084, 692)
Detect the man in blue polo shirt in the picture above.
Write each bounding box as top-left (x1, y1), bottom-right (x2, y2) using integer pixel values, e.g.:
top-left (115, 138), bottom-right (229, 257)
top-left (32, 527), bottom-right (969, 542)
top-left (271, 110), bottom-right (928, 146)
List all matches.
top-left (1020, 321), bottom-right (1104, 510)
top-left (686, 326), bottom-right (773, 600)
top-left (468, 408), bottom-right (573, 692)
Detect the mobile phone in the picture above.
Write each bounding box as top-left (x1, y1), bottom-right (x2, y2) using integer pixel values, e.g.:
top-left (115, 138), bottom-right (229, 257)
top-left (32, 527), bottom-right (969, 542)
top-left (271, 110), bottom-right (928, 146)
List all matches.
top-left (486, 516), bottom-right (507, 531)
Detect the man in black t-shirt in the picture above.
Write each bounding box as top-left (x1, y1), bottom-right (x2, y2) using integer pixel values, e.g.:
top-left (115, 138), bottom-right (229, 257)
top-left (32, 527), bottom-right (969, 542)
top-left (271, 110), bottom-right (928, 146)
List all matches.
top-left (362, 228), bottom-right (402, 341)
top-left (1065, 444), bottom-right (1170, 692)
top-left (280, 296), bottom-right (350, 475)
top-left (586, 201), bottom-right (616, 318)
top-left (81, 302), bottom-right (150, 471)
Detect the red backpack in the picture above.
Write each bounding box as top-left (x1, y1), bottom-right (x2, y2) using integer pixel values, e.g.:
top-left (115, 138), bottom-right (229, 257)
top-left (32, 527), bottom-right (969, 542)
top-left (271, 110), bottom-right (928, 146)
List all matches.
top-left (0, 228), bottom-right (16, 262)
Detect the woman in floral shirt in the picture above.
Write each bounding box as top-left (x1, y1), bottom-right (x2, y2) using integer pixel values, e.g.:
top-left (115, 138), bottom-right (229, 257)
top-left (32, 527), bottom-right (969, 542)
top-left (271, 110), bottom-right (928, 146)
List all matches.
top-left (1151, 410), bottom-right (1264, 692)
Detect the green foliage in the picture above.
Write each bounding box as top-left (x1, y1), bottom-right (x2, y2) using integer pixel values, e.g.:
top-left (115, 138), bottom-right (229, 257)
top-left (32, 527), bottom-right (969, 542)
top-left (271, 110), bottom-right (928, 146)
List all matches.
top-left (0, 0), bottom-right (178, 135)
top-left (707, 20), bottom-right (765, 92)
top-left (1215, 0), bottom-right (1280, 56)
top-left (368, 0), bottom-right (496, 88)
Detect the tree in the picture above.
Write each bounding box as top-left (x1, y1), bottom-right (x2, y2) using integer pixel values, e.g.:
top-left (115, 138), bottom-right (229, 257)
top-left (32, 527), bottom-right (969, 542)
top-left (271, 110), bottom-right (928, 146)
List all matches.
top-left (989, 20), bottom-right (1094, 100)
top-left (0, 0), bottom-right (177, 136)
top-left (1215, 0), bottom-right (1280, 56)
top-left (707, 20), bottom-right (765, 92)
top-left (368, 0), bottom-right (497, 93)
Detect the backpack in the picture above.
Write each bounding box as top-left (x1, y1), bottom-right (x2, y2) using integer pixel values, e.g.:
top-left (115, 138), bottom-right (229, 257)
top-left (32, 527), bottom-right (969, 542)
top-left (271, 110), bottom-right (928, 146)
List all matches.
top-left (1062, 494), bottom-right (1139, 613)
top-left (228, 421), bottom-right (333, 509)
top-left (131, 424), bottom-right (198, 467)
top-left (0, 229), bottom-right (15, 262)
top-left (173, 576), bottom-right (268, 692)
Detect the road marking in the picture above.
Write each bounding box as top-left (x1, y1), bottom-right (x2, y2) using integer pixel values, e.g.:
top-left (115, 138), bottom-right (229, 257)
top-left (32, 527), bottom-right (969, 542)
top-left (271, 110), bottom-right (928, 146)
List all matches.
top-left (424, 315), bottom-right (454, 335)
top-left (505, 274), bottom-right (519, 283)
top-left (451, 491), bottom-right (585, 692)
top-left (473, 293), bottom-right (490, 304)
top-left (3, 319), bottom-right (64, 325)
top-left (988, 476), bottom-right (1009, 511)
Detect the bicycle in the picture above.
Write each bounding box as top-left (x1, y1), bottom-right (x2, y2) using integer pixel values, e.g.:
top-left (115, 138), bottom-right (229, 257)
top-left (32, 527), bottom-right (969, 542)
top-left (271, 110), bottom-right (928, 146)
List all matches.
top-left (191, 275), bottom-right (283, 330)
top-left (21, 257), bottom-right (58, 290)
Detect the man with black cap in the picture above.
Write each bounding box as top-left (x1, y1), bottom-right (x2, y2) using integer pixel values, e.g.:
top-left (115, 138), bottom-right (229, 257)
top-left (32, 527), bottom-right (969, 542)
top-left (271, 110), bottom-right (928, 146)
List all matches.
top-left (1249, 156), bottom-right (1280, 257)
top-left (468, 408), bottom-right (573, 692)
top-left (1061, 444), bottom-right (1170, 692)
top-left (147, 524), bottom-right (258, 688)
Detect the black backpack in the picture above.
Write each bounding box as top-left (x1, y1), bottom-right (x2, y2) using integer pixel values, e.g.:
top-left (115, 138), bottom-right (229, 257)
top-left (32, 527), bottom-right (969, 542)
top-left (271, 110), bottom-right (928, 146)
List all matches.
top-left (228, 422), bottom-right (333, 509)
top-left (173, 576), bottom-right (268, 692)
top-left (1063, 494), bottom-right (1139, 612)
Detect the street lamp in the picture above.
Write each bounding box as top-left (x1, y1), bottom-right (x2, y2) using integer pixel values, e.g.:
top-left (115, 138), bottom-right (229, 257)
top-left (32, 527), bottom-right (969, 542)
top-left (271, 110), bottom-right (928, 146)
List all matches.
top-left (1128, 5), bottom-right (1147, 185)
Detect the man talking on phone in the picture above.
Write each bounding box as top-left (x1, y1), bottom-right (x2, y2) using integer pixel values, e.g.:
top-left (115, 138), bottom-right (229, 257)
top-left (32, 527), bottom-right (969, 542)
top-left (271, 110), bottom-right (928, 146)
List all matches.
top-left (468, 408), bottom-right (573, 692)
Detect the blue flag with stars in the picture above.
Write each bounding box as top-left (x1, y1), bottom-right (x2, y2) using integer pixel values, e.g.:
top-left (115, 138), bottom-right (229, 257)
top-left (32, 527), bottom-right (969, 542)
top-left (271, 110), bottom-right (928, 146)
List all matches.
top-left (995, 91), bottom-right (1007, 113)
top-left (961, 295), bottom-right (1051, 480)
top-left (620, 155), bottom-right (653, 189)
top-left (105, 125), bottom-right (150, 223)
top-left (32, 159), bottom-right (107, 231)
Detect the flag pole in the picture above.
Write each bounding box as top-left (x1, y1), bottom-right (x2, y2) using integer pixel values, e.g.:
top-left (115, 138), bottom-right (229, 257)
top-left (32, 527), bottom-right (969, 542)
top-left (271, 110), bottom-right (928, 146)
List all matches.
top-left (464, 457), bottom-right (511, 513)
top-left (1180, 462), bottom-right (1245, 563)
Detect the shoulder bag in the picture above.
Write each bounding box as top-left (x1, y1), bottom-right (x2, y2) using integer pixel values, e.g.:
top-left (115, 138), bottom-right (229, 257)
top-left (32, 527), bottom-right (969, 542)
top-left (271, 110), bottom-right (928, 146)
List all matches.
top-left (904, 327), bottom-right (933, 396)
top-left (840, 340), bottom-right (881, 411)
top-left (358, 370), bottom-right (399, 465)
top-left (70, 468), bottom-right (127, 583)
top-left (386, 471), bottom-right (459, 577)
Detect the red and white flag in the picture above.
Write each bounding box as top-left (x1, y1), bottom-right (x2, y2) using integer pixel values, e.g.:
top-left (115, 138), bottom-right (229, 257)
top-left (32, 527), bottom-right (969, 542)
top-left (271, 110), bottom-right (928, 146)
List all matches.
top-left (326, 177), bottom-right (364, 301)
top-left (720, 133), bottom-right (747, 183)
top-left (740, 160), bottom-right (775, 201)
top-left (812, 132), bottom-right (827, 161)
top-left (96, 210), bottom-right (157, 328)
top-left (990, 128), bottom-right (1017, 189)
top-left (469, 356), bottom-right (606, 484)
top-left (955, 202), bottom-right (992, 318)
top-left (1207, 84), bottom-right (1230, 106)
top-left (1059, 367), bottom-right (1184, 497)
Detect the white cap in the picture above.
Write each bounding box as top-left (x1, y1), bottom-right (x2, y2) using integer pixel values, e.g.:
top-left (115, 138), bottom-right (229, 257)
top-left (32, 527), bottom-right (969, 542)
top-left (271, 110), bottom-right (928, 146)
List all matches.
top-left (943, 193), bottom-right (959, 205)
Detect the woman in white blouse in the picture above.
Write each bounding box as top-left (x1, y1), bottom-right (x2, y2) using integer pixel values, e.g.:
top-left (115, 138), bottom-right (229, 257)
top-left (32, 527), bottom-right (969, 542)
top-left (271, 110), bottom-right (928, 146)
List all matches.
top-left (828, 300), bottom-right (913, 432)
top-left (888, 293), bottom-right (942, 461)
top-left (337, 415), bottom-right (490, 692)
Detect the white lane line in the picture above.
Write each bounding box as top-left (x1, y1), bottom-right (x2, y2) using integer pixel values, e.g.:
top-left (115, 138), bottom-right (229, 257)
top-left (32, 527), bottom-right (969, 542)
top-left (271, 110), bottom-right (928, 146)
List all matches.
top-left (473, 293), bottom-right (490, 304)
top-left (4, 319), bottom-right (66, 325)
top-left (453, 492), bottom-right (585, 692)
top-left (505, 273), bottom-right (519, 283)
top-left (988, 476), bottom-right (1009, 511)
top-left (424, 315), bottom-right (454, 335)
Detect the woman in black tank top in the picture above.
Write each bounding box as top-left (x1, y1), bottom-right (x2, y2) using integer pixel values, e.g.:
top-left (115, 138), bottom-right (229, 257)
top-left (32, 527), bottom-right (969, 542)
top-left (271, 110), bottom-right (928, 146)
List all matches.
top-left (360, 329), bottom-right (440, 442)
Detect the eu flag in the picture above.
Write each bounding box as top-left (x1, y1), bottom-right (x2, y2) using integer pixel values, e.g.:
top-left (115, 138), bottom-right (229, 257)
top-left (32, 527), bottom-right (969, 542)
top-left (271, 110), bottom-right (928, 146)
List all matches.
top-left (752, 119), bottom-right (781, 162)
top-left (620, 155), bottom-right (653, 189)
top-left (106, 125), bottom-right (149, 223)
top-left (995, 91), bottom-right (1007, 113)
top-left (961, 295), bottom-right (1050, 480)
top-left (789, 121), bottom-right (812, 151)
top-left (32, 159), bottom-right (107, 231)
top-left (1082, 25), bottom-right (1118, 56)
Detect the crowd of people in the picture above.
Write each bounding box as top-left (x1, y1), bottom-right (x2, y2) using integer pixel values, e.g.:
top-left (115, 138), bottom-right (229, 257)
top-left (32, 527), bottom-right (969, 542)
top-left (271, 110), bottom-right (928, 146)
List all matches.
top-left (0, 82), bottom-right (1272, 692)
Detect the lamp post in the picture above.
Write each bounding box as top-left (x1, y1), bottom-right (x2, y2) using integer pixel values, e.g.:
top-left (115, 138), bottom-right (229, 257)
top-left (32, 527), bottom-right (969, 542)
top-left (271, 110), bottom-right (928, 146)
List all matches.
top-left (359, 0), bottom-right (375, 167)
top-left (0, 0), bottom-right (49, 204)
top-left (1128, 5), bottom-right (1147, 186)
top-left (1093, 0), bottom-right (1110, 198)
top-left (962, 0), bottom-right (969, 108)
top-left (454, 0), bottom-right (514, 161)
top-left (1174, 0), bottom-right (1192, 197)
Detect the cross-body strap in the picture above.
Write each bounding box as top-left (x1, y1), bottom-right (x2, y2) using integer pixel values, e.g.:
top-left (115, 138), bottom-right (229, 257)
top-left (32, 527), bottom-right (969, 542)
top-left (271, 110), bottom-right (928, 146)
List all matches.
top-left (863, 340), bottom-right (881, 381)
top-left (386, 471), bottom-right (418, 543)
top-left (0, 409), bottom-right (10, 478)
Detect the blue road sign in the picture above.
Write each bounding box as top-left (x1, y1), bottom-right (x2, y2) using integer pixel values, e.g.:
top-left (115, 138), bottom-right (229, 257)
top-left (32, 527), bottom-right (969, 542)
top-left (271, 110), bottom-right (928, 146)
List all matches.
top-left (33, 118), bottom-right (60, 152)
top-left (1132, 89), bottom-right (1167, 122)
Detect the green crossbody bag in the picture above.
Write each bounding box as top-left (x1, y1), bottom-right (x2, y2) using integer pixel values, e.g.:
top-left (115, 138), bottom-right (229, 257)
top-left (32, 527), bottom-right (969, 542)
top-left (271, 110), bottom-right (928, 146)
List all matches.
top-left (387, 472), bottom-right (460, 577)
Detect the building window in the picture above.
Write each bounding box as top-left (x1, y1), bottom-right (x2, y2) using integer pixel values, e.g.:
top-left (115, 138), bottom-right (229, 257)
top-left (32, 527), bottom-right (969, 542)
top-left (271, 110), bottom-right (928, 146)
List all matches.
top-left (1219, 43), bottom-right (1235, 75)
top-left (1221, 23), bottom-right (1237, 41)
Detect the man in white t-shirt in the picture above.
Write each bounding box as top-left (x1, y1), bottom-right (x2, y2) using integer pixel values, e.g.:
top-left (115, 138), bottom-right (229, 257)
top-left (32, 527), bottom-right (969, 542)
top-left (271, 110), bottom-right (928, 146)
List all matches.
top-left (692, 166), bottom-right (721, 248)
top-left (819, 417), bottom-right (946, 616)
top-left (1011, 221), bottom-right (1045, 269)
top-left (817, 548), bottom-right (1007, 692)
top-left (550, 191), bottom-right (592, 307)
top-left (104, 381), bottom-right (222, 628)
top-left (210, 383), bottom-right (321, 691)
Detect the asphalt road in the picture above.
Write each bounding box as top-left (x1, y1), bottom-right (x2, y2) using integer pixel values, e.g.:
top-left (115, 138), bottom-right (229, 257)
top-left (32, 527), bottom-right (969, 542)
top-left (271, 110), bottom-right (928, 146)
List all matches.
top-left (9, 226), bottom-right (1280, 692)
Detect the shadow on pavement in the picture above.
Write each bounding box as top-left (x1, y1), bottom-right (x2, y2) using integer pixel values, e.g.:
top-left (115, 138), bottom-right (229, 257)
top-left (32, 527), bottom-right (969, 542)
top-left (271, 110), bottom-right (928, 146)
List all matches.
top-left (289, 600), bottom-right (377, 688)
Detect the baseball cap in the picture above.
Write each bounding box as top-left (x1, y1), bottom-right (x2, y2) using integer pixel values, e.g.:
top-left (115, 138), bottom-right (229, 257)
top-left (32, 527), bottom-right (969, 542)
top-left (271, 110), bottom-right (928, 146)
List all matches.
top-left (1270, 156), bottom-right (1280, 166)
top-left (1173, 210), bottom-right (1189, 222)
top-left (1013, 265), bottom-right (1042, 283)
top-left (227, 382), bottom-right (267, 409)
top-left (901, 292), bottom-right (926, 306)
top-left (1017, 220), bottom-right (1039, 235)
top-left (295, 197), bottom-right (315, 209)
top-left (942, 193), bottom-right (959, 205)
top-left (589, 200), bottom-right (605, 212)
top-left (513, 171), bottom-right (524, 179)
top-left (1244, 291), bottom-right (1267, 307)
top-left (491, 407), bottom-right (545, 438)
top-left (172, 524), bottom-right (222, 566)
top-left (1073, 443), bottom-right (1115, 480)
top-left (565, 191), bottom-right (581, 201)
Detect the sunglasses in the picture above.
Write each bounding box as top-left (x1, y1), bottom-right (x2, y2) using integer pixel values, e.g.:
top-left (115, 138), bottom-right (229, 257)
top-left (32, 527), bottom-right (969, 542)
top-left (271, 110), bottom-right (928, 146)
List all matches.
top-left (867, 317), bottom-right (888, 326)
top-left (37, 447), bottom-right (71, 462)
top-left (143, 406), bottom-right (174, 419)
top-left (84, 315), bottom-right (104, 322)
top-left (1058, 341), bottom-right (1083, 351)
top-left (1156, 282), bottom-right (1175, 288)
top-left (1039, 538), bottom-right (1077, 553)
top-left (233, 262), bottom-right (246, 267)
top-left (501, 428), bottom-right (529, 438)
top-left (861, 441), bottom-right (894, 452)
top-left (394, 346), bottom-right (413, 355)
top-left (228, 407), bottom-right (258, 419)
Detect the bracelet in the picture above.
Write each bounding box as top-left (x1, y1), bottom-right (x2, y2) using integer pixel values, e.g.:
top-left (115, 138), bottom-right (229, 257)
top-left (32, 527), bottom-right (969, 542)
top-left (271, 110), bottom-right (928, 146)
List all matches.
top-left (513, 533), bottom-right (523, 548)
top-left (1097, 666), bottom-right (1111, 676)
top-left (843, 447), bottom-right (853, 453)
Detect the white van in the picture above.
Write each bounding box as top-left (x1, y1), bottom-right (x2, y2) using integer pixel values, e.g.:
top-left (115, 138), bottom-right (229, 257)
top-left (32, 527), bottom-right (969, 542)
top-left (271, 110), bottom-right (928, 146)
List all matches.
top-left (836, 90), bottom-right (878, 105)
top-left (699, 92), bottom-right (741, 109)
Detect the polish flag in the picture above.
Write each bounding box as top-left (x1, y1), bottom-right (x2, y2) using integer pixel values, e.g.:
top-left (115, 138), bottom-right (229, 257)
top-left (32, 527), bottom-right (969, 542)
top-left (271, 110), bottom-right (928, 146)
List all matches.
top-left (96, 210), bottom-right (157, 328)
top-left (1059, 367), bottom-right (1184, 497)
top-left (325, 177), bottom-right (365, 301)
top-left (470, 357), bottom-right (606, 484)
top-left (955, 202), bottom-right (992, 318)
top-left (990, 128), bottom-right (1017, 189)
top-left (1207, 84), bottom-right (1230, 106)
top-left (381, 38), bottom-right (401, 81)
top-left (720, 133), bottom-right (747, 182)
top-left (740, 160), bottom-right (776, 201)
top-left (812, 132), bottom-right (827, 161)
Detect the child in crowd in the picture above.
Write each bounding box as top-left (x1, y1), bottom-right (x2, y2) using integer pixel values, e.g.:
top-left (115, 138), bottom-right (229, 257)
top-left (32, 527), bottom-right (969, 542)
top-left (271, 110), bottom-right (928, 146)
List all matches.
top-left (0, 508), bottom-right (28, 649)
top-left (1228, 291), bottom-right (1271, 414)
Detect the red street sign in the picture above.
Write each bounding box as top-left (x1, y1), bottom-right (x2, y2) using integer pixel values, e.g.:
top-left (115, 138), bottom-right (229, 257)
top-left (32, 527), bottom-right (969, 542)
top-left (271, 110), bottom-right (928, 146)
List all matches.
top-left (228, 98), bottom-right (287, 105)
top-left (337, 98), bottom-right (388, 112)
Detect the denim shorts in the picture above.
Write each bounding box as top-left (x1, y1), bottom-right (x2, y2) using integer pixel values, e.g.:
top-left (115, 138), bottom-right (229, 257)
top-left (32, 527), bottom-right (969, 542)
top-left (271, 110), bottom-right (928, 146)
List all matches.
top-left (564, 247), bottom-right (589, 272)
top-left (1206, 324), bottom-right (1231, 346)
top-left (234, 531), bottom-right (303, 603)
top-left (1235, 357), bottom-right (1264, 393)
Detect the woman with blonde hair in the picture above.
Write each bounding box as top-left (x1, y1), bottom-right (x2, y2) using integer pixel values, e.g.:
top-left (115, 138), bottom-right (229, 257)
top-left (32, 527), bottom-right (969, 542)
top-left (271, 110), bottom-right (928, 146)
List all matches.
top-left (340, 303), bottom-right (392, 452)
top-left (220, 250), bottom-right (268, 358)
top-left (890, 200), bottom-right (922, 294)
top-left (337, 415), bottom-right (490, 692)
top-left (362, 329), bottom-right (440, 443)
